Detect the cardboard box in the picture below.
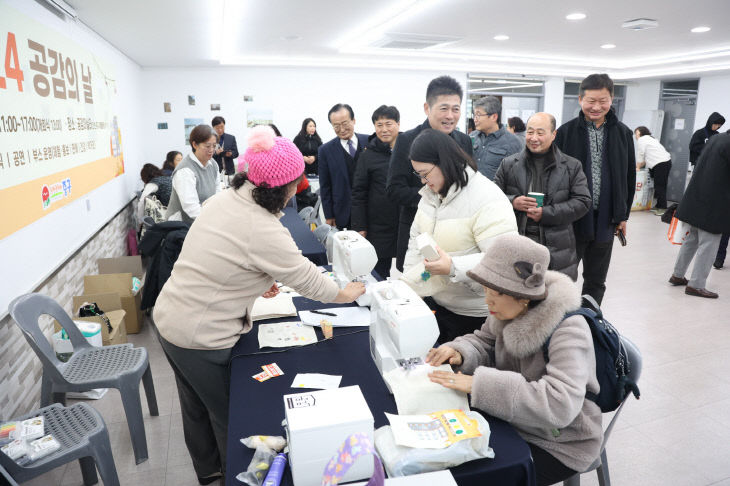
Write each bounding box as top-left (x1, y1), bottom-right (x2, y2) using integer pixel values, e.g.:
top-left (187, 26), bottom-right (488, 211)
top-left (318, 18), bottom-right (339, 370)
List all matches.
top-left (96, 256), bottom-right (144, 333)
top-left (97, 256), bottom-right (144, 279)
top-left (55, 293), bottom-right (127, 346)
top-left (85, 272), bottom-right (143, 334)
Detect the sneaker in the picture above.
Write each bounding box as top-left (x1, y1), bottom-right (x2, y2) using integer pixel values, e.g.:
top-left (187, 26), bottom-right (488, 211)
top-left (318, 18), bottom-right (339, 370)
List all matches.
top-left (685, 286), bottom-right (719, 298)
top-left (714, 260), bottom-right (724, 270)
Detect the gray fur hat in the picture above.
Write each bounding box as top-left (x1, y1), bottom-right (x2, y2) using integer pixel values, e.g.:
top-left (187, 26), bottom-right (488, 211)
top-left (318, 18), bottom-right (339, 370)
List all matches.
top-left (466, 234), bottom-right (550, 300)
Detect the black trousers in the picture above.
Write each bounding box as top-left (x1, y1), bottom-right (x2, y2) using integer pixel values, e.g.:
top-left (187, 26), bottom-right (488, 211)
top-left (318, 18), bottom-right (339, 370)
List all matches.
top-left (159, 336), bottom-right (232, 481)
top-left (716, 233), bottom-right (730, 265)
top-left (425, 297), bottom-right (486, 344)
top-left (529, 443), bottom-right (578, 486)
top-left (575, 238), bottom-right (614, 306)
top-left (373, 257), bottom-right (392, 280)
top-left (649, 160), bottom-right (671, 209)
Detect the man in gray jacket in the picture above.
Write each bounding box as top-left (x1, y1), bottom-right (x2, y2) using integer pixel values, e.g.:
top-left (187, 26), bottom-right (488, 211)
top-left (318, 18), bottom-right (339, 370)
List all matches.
top-left (494, 113), bottom-right (591, 279)
top-left (470, 96), bottom-right (522, 180)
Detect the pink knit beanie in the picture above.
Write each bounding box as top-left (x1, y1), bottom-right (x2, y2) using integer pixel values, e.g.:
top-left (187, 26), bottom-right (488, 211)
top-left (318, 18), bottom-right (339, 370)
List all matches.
top-left (244, 126), bottom-right (304, 187)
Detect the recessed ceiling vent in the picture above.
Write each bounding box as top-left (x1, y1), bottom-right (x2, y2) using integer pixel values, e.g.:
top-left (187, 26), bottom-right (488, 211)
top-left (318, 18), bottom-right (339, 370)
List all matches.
top-left (370, 32), bottom-right (462, 50)
top-left (622, 18), bottom-right (659, 30)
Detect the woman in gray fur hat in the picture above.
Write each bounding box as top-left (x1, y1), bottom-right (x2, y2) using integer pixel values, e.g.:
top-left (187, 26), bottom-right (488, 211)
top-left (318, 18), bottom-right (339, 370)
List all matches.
top-left (427, 233), bottom-right (602, 486)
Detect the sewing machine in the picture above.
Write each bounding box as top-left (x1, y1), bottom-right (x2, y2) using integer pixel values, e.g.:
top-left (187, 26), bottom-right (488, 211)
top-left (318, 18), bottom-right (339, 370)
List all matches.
top-left (369, 279), bottom-right (439, 392)
top-left (331, 230), bottom-right (378, 306)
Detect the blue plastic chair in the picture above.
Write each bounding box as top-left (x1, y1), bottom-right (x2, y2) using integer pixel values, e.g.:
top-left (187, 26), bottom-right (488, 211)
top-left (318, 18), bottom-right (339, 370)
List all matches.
top-left (0, 403), bottom-right (119, 486)
top-left (8, 293), bottom-right (158, 465)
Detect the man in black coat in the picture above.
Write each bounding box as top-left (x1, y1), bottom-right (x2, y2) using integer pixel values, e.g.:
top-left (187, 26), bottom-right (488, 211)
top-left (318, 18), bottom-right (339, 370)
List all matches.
top-left (670, 132), bottom-right (730, 298)
top-left (689, 112), bottom-right (724, 166)
top-left (494, 112), bottom-right (591, 280)
top-left (554, 73), bottom-right (635, 305)
top-left (689, 112), bottom-right (728, 269)
top-left (386, 75), bottom-right (473, 271)
top-left (351, 105), bottom-right (401, 278)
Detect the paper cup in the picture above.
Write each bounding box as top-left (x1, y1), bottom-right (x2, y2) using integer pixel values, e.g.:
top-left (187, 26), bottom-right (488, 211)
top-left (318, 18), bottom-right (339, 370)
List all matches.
top-left (320, 320), bottom-right (333, 339)
top-left (528, 192), bottom-right (544, 208)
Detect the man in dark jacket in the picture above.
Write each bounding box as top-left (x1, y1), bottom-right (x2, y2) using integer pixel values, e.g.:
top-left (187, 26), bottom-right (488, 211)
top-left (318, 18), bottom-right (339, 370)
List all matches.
top-left (351, 105), bottom-right (401, 278)
top-left (318, 103), bottom-right (369, 229)
top-left (554, 73), bottom-right (636, 305)
top-left (689, 112), bottom-right (724, 166)
top-left (386, 75), bottom-right (473, 271)
top-left (689, 112), bottom-right (727, 269)
top-left (494, 112), bottom-right (591, 280)
top-left (211, 116), bottom-right (239, 175)
top-left (670, 132), bottom-right (730, 298)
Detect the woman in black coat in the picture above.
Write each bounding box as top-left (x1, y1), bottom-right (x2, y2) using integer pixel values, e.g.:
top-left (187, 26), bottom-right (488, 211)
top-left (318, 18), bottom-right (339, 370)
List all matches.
top-left (293, 118), bottom-right (323, 176)
top-left (351, 106), bottom-right (401, 278)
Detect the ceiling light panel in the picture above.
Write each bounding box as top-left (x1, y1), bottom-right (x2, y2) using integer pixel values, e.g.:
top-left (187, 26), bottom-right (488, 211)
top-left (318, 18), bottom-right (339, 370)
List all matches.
top-left (566, 13), bottom-right (586, 20)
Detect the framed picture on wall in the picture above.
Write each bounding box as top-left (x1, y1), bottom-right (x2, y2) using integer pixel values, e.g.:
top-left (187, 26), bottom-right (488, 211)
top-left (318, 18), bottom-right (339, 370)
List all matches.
top-left (157, 122), bottom-right (168, 129)
top-left (163, 102), bottom-right (171, 112)
top-left (211, 103), bottom-right (220, 111)
top-left (188, 95), bottom-right (195, 106)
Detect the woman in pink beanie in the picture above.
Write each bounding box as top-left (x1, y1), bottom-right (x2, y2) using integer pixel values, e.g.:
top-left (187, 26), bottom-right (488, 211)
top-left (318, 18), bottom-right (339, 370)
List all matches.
top-left (154, 125), bottom-right (365, 484)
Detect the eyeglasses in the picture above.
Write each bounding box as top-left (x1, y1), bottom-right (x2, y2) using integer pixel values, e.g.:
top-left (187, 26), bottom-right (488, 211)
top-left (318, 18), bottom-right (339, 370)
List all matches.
top-left (200, 143), bottom-right (217, 150)
top-left (472, 111), bottom-right (490, 119)
top-left (412, 165), bottom-right (436, 183)
top-left (331, 120), bottom-right (353, 131)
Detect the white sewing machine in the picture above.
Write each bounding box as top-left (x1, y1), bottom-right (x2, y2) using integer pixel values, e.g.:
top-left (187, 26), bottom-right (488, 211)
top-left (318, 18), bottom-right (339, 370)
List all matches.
top-left (369, 280), bottom-right (439, 392)
top-left (331, 230), bottom-right (378, 306)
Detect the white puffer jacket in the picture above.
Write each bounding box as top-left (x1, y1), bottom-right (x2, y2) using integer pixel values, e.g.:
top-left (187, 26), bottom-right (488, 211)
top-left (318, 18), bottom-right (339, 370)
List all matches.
top-left (402, 168), bottom-right (517, 316)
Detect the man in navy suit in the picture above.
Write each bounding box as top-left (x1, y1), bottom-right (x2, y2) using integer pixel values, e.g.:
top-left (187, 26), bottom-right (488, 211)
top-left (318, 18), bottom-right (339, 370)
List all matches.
top-left (318, 103), bottom-right (369, 229)
top-left (212, 116), bottom-right (239, 175)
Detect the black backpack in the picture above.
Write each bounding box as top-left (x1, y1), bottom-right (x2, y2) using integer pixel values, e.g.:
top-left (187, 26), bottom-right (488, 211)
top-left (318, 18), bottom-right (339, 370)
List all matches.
top-left (542, 296), bottom-right (640, 412)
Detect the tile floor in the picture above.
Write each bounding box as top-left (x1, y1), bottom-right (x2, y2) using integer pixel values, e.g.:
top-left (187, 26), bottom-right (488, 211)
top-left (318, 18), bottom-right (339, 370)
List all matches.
top-left (18, 210), bottom-right (730, 486)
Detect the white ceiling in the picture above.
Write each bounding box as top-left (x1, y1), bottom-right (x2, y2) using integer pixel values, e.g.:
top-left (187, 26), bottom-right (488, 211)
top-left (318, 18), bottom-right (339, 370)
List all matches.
top-left (65, 0), bottom-right (730, 79)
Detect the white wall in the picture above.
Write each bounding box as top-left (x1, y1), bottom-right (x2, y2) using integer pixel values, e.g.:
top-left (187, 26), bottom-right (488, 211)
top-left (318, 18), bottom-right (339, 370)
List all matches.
top-left (695, 73), bottom-right (730, 131)
top-left (543, 76), bottom-right (565, 126)
top-left (625, 80), bottom-right (661, 111)
top-left (0, 0), bottom-right (144, 318)
top-left (141, 67), bottom-right (466, 163)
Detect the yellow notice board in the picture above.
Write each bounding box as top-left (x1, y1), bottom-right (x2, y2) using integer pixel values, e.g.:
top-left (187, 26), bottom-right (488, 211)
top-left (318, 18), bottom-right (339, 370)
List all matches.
top-left (0, 4), bottom-right (124, 240)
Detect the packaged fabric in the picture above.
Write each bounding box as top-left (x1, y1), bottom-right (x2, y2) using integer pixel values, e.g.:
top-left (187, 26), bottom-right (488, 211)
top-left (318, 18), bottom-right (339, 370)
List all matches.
top-left (19, 417), bottom-right (45, 442)
top-left (374, 411), bottom-right (494, 477)
top-left (1, 439), bottom-right (28, 461)
top-left (27, 434), bottom-right (61, 462)
top-left (0, 421), bottom-right (18, 445)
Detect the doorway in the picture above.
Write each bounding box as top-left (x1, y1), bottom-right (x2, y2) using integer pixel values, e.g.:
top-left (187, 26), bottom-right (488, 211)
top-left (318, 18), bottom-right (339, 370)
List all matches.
top-left (658, 80), bottom-right (699, 203)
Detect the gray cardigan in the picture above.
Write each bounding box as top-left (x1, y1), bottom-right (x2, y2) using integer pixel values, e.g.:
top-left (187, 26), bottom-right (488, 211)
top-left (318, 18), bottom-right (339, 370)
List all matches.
top-left (446, 271), bottom-right (602, 472)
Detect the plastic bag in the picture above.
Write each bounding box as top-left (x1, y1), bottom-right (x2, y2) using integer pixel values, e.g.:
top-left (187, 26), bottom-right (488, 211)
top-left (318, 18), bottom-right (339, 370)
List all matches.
top-left (374, 411), bottom-right (494, 477)
top-left (236, 435), bottom-right (286, 485)
top-left (236, 446), bottom-right (276, 485)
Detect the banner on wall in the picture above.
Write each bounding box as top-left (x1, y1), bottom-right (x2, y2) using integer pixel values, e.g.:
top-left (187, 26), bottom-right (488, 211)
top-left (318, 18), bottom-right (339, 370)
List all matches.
top-left (0, 4), bottom-right (124, 240)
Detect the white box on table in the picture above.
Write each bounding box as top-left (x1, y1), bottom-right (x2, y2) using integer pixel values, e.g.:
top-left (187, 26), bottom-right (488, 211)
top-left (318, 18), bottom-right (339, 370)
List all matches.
top-left (284, 385), bottom-right (374, 485)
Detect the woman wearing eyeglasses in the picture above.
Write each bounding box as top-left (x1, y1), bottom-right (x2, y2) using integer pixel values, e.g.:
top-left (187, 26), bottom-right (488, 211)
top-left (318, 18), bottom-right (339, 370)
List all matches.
top-left (401, 128), bottom-right (518, 343)
top-left (165, 124), bottom-right (221, 223)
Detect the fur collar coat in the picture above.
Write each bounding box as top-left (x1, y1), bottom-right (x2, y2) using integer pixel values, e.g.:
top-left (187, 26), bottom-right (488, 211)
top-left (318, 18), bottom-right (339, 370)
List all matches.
top-left (447, 270), bottom-right (603, 472)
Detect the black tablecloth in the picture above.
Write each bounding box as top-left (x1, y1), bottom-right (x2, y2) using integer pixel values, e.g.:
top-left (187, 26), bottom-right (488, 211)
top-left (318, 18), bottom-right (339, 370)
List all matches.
top-left (280, 207), bottom-right (328, 266)
top-left (225, 295), bottom-right (536, 486)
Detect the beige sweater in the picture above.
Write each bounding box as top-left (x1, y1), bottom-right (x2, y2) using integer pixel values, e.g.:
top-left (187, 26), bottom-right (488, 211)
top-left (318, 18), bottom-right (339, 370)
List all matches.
top-left (155, 181), bottom-right (340, 350)
top-left (447, 271), bottom-right (603, 472)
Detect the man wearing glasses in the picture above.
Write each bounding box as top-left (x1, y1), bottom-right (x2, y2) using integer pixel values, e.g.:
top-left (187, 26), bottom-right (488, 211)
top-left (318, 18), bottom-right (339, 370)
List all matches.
top-left (387, 75), bottom-right (473, 271)
top-left (318, 103), bottom-right (369, 229)
top-left (470, 95), bottom-right (522, 181)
